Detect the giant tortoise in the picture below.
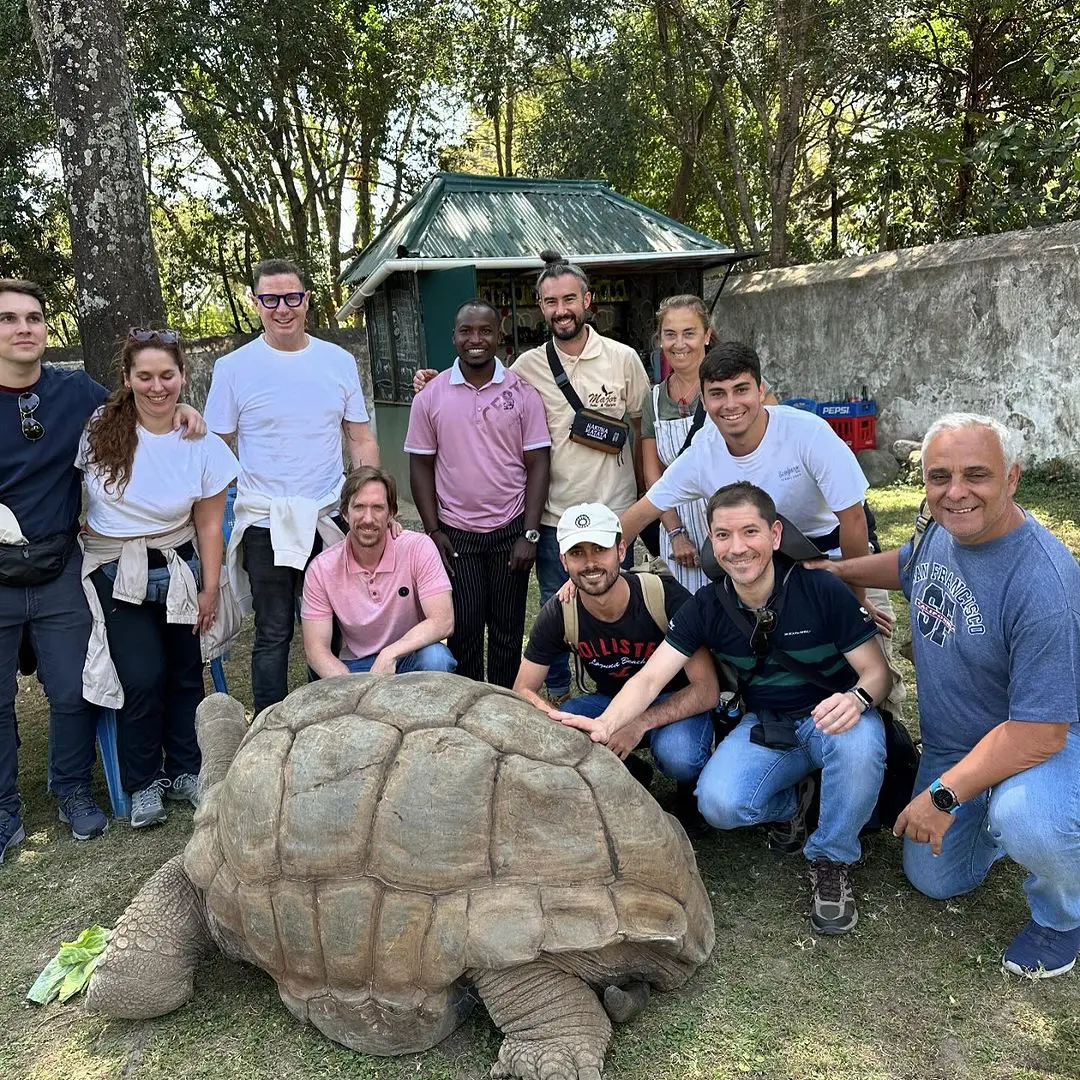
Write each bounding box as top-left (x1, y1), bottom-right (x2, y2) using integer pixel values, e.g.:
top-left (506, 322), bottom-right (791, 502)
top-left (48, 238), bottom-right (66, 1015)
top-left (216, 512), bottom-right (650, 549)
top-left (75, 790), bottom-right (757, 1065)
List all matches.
top-left (88, 673), bottom-right (715, 1079)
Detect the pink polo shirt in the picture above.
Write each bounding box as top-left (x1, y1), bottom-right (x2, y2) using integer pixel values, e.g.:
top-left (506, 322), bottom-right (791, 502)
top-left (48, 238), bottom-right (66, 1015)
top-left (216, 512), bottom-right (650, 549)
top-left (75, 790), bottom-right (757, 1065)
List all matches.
top-left (301, 531), bottom-right (451, 659)
top-left (403, 358), bottom-right (551, 532)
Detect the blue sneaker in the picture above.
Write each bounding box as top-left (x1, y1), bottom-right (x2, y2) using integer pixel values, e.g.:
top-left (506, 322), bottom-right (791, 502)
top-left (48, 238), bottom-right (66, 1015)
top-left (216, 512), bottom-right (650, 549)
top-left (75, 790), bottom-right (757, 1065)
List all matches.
top-left (0, 809), bottom-right (24, 863)
top-left (1002, 919), bottom-right (1080, 979)
top-left (57, 787), bottom-right (108, 840)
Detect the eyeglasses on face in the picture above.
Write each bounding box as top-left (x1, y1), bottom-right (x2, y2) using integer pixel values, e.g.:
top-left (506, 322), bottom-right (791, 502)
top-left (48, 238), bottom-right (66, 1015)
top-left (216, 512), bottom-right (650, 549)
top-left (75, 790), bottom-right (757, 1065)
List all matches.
top-left (254, 292), bottom-right (307, 309)
top-left (18, 391), bottom-right (45, 442)
top-left (750, 607), bottom-right (777, 657)
top-left (128, 327), bottom-right (180, 345)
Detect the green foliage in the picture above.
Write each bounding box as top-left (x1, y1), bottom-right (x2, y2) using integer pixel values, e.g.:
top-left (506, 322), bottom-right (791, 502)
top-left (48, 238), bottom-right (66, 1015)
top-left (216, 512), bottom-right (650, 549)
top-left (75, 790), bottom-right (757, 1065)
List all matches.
top-left (26, 925), bottom-right (112, 1005)
top-left (0, 0), bottom-right (75, 331)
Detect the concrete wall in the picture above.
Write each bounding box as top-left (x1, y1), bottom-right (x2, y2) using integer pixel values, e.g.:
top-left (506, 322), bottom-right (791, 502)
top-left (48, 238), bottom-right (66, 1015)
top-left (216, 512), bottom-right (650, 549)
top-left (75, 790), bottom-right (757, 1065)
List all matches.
top-left (46, 326), bottom-right (377, 441)
top-left (711, 222), bottom-right (1080, 463)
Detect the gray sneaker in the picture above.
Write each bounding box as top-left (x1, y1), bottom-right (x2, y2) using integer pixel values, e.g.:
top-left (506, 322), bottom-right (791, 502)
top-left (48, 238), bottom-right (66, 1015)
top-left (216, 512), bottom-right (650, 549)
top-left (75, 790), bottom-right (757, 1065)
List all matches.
top-left (809, 858), bottom-right (858, 935)
top-left (130, 781), bottom-right (168, 829)
top-left (165, 773), bottom-right (201, 808)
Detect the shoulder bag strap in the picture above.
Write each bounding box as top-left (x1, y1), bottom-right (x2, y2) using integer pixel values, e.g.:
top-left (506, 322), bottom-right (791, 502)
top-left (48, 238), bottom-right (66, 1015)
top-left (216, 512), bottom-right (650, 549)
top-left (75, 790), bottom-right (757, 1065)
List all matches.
top-left (546, 339), bottom-right (586, 413)
top-left (677, 398), bottom-right (707, 455)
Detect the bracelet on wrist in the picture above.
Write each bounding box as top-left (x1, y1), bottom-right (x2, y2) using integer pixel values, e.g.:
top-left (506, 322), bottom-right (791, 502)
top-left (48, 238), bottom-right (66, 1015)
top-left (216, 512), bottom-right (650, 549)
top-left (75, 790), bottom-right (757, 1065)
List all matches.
top-left (667, 526), bottom-right (687, 539)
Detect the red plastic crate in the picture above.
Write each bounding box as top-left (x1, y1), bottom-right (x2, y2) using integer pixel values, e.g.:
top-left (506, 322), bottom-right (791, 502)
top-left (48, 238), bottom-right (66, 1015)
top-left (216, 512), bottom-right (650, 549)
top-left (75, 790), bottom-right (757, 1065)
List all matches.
top-left (825, 414), bottom-right (876, 451)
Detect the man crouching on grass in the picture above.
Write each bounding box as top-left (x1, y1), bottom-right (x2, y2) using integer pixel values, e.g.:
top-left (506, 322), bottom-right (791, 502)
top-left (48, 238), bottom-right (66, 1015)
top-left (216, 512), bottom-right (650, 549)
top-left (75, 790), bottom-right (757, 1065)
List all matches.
top-left (555, 482), bottom-right (891, 936)
top-left (819, 413), bottom-right (1080, 978)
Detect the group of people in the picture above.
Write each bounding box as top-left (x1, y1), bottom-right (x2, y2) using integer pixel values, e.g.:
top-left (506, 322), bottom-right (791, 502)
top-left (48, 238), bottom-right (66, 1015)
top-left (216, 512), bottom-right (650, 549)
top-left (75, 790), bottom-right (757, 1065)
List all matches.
top-left (1, 250), bottom-right (1077, 983)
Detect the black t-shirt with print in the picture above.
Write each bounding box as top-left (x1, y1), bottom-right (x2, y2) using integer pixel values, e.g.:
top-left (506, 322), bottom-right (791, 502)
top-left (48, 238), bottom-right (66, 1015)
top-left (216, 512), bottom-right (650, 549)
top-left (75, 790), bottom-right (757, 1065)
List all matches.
top-left (524, 572), bottom-right (692, 697)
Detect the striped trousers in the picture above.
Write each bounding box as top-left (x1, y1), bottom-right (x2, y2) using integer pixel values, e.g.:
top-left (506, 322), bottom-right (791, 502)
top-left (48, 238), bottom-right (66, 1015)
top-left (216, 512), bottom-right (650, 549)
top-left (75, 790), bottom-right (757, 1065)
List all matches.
top-left (439, 515), bottom-right (530, 689)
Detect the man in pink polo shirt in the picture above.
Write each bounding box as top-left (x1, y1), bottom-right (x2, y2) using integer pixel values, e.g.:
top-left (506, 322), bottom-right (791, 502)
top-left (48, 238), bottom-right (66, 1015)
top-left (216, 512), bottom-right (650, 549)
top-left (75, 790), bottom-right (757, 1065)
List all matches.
top-left (405, 299), bottom-right (550, 687)
top-left (301, 466), bottom-right (456, 675)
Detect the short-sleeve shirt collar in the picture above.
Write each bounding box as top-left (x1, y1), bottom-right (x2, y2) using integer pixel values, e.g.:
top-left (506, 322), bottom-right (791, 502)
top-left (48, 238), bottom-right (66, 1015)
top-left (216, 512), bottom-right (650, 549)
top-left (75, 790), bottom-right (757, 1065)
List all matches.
top-left (343, 530), bottom-right (397, 577)
top-left (448, 357), bottom-right (506, 387)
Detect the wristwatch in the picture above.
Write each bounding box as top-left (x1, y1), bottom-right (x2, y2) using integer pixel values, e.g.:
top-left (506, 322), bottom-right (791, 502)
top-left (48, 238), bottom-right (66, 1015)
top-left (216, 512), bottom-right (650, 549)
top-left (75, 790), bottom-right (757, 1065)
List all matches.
top-left (848, 686), bottom-right (874, 713)
top-left (928, 778), bottom-right (961, 814)
top-left (523, 529), bottom-right (540, 544)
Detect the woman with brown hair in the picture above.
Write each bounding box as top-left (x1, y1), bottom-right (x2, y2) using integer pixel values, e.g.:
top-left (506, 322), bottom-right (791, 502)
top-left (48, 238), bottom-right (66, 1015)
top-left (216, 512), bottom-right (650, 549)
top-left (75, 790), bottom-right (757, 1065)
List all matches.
top-left (76, 329), bottom-right (238, 828)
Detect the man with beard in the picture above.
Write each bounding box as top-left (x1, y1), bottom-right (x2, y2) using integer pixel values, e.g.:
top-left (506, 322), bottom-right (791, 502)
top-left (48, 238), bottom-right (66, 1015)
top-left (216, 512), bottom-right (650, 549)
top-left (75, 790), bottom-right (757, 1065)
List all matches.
top-left (514, 502), bottom-right (718, 830)
top-left (405, 300), bottom-right (550, 688)
top-left (568, 483), bottom-right (890, 934)
top-left (412, 254), bottom-right (650, 703)
top-left (301, 466), bottom-right (455, 676)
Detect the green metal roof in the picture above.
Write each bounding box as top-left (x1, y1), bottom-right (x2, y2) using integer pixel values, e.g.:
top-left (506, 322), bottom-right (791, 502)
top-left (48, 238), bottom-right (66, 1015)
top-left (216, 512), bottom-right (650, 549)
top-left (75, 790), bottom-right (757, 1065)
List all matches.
top-left (340, 172), bottom-right (735, 285)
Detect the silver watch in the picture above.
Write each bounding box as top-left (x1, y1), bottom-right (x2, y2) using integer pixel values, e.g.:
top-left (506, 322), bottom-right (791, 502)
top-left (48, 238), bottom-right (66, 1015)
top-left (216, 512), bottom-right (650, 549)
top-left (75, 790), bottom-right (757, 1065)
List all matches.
top-left (849, 686), bottom-right (874, 713)
top-left (523, 529), bottom-right (540, 544)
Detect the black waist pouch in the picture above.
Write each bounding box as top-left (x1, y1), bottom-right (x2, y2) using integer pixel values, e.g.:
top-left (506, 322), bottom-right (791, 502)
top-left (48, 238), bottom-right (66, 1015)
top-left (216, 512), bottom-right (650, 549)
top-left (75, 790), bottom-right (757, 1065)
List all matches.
top-left (568, 408), bottom-right (630, 454)
top-left (748, 707), bottom-right (801, 750)
top-left (0, 530), bottom-right (77, 588)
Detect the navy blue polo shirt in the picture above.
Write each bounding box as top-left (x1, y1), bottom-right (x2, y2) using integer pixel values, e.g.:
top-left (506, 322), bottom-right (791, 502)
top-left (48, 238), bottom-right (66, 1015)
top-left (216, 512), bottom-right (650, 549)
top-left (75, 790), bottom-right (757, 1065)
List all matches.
top-left (666, 560), bottom-right (879, 713)
top-left (0, 365), bottom-right (108, 541)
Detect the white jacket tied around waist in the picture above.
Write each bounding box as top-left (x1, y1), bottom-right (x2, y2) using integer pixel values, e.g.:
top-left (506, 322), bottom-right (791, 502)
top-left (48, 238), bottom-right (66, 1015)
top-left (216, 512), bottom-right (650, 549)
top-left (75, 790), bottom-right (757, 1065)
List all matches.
top-left (80, 524), bottom-right (241, 710)
top-left (226, 479), bottom-right (346, 616)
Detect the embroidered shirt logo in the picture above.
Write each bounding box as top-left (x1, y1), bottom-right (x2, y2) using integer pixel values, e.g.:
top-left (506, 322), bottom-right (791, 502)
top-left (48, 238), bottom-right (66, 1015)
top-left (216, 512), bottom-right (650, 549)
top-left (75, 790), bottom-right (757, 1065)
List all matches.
top-left (586, 383), bottom-right (620, 410)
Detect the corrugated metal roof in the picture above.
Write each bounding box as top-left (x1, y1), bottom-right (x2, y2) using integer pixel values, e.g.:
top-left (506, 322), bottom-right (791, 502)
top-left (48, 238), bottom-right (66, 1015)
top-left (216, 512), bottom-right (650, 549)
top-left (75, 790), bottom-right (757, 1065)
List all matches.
top-left (341, 173), bottom-right (733, 285)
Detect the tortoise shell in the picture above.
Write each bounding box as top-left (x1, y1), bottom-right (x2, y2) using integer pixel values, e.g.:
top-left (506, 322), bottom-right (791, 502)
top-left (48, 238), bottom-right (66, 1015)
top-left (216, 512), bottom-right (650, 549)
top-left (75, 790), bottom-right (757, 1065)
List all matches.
top-left (184, 673), bottom-right (714, 1053)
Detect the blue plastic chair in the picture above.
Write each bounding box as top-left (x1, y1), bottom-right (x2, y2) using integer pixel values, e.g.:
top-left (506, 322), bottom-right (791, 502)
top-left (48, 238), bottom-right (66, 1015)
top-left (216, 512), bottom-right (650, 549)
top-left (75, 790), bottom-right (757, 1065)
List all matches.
top-left (97, 484), bottom-right (236, 818)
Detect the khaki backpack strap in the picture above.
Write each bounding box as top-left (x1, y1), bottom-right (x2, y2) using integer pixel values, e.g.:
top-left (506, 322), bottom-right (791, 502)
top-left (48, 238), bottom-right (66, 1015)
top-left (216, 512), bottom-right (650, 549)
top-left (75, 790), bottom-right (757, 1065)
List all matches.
top-left (638, 572), bottom-right (669, 635)
top-left (561, 594), bottom-right (580, 652)
top-left (901, 498), bottom-right (936, 577)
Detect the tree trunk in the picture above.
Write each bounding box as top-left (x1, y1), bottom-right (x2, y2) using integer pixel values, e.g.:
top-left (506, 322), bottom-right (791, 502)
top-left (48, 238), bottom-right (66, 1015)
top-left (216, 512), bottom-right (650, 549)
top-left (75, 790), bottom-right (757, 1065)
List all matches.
top-left (27, 0), bottom-right (165, 384)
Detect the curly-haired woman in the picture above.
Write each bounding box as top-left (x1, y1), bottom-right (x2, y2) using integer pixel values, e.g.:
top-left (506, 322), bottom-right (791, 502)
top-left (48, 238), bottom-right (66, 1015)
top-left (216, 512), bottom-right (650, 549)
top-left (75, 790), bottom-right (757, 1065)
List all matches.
top-left (76, 329), bottom-right (238, 828)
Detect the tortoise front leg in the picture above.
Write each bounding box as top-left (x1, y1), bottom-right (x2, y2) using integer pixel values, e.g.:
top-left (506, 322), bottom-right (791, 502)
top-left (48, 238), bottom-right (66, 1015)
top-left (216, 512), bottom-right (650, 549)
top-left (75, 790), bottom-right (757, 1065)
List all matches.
top-left (87, 854), bottom-right (213, 1019)
top-left (468, 961), bottom-right (611, 1080)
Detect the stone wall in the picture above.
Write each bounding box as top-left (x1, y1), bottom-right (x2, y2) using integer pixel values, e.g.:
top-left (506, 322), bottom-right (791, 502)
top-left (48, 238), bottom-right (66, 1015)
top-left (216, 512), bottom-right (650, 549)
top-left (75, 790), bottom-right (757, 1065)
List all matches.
top-left (710, 222), bottom-right (1080, 463)
top-left (45, 327), bottom-right (376, 438)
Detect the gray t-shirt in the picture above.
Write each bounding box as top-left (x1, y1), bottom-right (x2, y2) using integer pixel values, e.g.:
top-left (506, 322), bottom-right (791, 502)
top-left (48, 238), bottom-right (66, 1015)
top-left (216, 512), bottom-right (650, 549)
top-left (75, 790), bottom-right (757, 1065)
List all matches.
top-left (898, 512), bottom-right (1080, 757)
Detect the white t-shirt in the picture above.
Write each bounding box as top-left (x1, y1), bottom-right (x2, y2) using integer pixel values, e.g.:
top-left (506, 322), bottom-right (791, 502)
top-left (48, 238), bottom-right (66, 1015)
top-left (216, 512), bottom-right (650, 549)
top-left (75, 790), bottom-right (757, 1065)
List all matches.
top-left (77, 420), bottom-right (238, 538)
top-left (203, 334), bottom-right (369, 504)
top-left (647, 405), bottom-right (868, 546)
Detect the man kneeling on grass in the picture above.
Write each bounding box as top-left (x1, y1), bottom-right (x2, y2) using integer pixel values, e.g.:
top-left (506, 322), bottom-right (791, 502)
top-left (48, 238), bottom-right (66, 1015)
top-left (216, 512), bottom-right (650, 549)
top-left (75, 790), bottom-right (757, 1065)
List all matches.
top-left (513, 503), bottom-right (718, 835)
top-left (557, 482), bottom-right (891, 935)
top-left (302, 466), bottom-right (456, 677)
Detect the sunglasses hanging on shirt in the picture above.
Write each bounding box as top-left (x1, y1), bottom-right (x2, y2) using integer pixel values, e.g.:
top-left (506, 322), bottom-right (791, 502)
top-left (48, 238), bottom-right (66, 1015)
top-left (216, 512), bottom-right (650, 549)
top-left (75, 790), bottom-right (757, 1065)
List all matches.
top-left (18, 391), bottom-right (45, 442)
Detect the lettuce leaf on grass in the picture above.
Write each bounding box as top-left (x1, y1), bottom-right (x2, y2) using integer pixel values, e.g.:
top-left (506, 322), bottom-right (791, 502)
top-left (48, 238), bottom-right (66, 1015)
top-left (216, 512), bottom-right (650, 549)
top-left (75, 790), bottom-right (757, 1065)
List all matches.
top-left (27, 925), bottom-right (112, 1005)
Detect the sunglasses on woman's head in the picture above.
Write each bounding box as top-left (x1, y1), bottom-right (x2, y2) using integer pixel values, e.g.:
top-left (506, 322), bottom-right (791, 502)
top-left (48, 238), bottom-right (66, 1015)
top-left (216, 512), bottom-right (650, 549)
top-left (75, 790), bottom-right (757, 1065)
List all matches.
top-left (128, 327), bottom-right (180, 345)
top-left (18, 391), bottom-right (45, 442)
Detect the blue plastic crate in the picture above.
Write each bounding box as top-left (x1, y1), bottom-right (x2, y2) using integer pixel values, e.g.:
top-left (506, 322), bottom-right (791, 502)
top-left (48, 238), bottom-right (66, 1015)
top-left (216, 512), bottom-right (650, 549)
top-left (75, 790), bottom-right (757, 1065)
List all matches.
top-left (781, 397), bottom-right (818, 413)
top-left (815, 399), bottom-right (877, 419)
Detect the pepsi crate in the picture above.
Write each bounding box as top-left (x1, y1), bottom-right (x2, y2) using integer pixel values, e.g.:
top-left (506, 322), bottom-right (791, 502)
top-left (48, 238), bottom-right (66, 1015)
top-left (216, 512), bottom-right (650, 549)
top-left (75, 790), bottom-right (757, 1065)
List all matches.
top-left (815, 399), bottom-right (877, 419)
top-left (826, 415), bottom-right (877, 451)
top-left (781, 397), bottom-right (818, 413)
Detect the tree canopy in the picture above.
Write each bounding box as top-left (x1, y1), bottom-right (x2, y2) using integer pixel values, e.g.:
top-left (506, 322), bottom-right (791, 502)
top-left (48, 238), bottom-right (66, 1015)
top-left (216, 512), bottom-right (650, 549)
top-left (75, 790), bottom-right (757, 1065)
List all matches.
top-left (6, 0), bottom-right (1078, 341)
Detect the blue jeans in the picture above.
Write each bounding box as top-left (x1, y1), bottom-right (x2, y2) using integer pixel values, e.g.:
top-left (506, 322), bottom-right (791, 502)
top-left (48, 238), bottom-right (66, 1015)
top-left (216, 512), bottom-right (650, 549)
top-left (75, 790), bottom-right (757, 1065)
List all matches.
top-left (696, 710), bottom-right (887, 865)
top-left (903, 732), bottom-right (1080, 931)
top-left (0, 550), bottom-right (99, 814)
top-left (535, 524), bottom-right (634, 697)
top-left (344, 643), bottom-right (458, 674)
top-left (559, 692), bottom-right (714, 784)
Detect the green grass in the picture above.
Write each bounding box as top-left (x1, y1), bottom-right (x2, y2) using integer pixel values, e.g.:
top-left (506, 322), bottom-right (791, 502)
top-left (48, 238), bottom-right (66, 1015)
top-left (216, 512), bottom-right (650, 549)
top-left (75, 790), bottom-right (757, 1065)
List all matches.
top-left (1, 481), bottom-right (1078, 1080)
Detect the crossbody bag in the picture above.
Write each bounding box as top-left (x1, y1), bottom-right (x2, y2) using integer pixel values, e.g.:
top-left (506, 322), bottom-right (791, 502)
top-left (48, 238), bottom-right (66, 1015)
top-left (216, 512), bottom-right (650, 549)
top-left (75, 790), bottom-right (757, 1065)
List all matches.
top-left (545, 340), bottom-right (630, 455)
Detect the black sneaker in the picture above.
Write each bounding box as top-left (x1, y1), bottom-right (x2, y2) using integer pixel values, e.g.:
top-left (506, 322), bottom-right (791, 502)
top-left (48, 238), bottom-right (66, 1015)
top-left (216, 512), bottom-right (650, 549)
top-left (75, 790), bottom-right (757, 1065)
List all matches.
top-left (0, 809), bottom-right (25, 863)
top-left (768, 773), bottom-right (817, 854)
top-left (671, 782), bottom-right (710, 840)
top-left (809, 858), bottom-right (858, 935)
top-left (57, 787), bottom-right (108, 840)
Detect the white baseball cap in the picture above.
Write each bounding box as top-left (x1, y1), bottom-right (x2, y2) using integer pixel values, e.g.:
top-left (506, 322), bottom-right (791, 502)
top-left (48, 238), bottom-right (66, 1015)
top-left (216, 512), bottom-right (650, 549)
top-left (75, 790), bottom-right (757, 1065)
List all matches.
top-left (557, 503), bottom-right (622, 554)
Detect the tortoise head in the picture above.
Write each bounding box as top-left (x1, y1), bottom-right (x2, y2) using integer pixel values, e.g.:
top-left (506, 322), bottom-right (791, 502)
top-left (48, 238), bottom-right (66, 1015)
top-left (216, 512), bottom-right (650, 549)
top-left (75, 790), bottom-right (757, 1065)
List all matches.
top-left (195, 692), bottom-right (248, 793)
